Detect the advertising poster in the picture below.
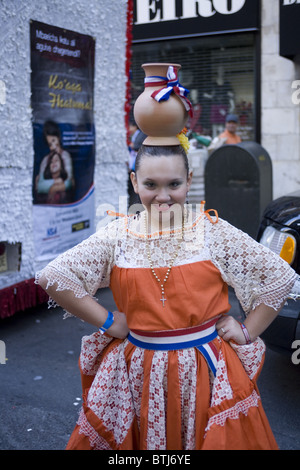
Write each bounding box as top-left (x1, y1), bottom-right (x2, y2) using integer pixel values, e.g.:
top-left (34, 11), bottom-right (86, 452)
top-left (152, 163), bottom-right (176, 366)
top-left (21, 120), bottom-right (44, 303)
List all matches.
top-left (30, 20), bottom-right (96, 261)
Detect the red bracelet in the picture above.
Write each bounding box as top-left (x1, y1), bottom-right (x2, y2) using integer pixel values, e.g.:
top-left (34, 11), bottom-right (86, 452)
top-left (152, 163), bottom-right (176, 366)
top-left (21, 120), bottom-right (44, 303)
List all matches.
top-left (241, 323), bottom-right (251, 344)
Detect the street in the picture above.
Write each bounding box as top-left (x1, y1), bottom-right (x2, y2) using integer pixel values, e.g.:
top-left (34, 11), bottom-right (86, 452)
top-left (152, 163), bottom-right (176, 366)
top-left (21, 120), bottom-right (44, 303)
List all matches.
top-left (0, 288), bottom-right (299, 451)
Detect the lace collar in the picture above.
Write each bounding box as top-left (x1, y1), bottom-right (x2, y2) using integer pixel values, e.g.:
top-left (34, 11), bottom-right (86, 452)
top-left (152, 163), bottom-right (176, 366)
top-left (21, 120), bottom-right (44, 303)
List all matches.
top-left (107, 205), bottom-right (218, 240)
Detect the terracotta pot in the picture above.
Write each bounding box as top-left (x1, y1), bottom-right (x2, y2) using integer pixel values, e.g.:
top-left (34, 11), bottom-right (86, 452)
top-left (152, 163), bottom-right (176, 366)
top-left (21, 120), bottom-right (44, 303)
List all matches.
top-left (133, 63), bottom-right (188, 145)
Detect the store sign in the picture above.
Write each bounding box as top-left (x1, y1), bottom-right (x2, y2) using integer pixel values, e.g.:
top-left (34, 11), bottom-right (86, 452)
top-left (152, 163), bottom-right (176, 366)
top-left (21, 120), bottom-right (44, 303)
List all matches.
top-left (133, 0), bottom-right (259, 42)
top-left (280, 1), bottom-right (300, 59)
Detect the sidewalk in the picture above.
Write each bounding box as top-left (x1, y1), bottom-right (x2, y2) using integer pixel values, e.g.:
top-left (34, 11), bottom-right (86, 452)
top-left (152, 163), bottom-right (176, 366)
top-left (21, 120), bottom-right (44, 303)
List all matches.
top-left (0, 288), bottom-right (116, 450)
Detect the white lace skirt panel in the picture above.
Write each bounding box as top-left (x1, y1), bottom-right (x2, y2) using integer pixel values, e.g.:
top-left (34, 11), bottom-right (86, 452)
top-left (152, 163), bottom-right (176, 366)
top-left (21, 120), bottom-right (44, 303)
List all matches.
top-left (81, 339), bottom-right (202, 450)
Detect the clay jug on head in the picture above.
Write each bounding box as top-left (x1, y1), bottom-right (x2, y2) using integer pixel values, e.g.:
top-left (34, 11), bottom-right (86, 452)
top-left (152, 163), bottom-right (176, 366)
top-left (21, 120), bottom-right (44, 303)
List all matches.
top-left (133, 63), bottom-right (189, 146)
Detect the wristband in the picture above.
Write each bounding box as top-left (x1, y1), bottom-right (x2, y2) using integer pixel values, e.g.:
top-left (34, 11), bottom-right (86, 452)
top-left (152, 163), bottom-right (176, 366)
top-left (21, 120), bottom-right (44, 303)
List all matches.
top-left (99, 310), bottom-right (114, 334)
top-left (241, 323), bottom-right (251, 344)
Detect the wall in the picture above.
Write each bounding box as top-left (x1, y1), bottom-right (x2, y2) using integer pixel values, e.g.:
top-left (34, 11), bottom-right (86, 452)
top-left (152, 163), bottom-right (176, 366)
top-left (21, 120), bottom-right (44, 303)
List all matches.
top-left (0, 0), bottom-right (129, 290)
top-left (261, 0), bottom-right (300, 199)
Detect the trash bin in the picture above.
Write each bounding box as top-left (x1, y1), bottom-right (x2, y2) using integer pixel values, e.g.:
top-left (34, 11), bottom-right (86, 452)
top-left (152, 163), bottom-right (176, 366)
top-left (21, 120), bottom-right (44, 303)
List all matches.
top-left (204, 141), bottom-right (272, 238)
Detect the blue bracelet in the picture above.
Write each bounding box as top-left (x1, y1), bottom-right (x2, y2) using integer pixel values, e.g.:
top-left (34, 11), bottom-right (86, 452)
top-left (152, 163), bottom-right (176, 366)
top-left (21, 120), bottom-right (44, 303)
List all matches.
top-left (99, 310), bottom-right (114, 335)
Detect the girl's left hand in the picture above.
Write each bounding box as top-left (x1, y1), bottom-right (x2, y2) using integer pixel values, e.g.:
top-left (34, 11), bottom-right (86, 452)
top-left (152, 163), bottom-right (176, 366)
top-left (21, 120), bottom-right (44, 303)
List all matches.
top-left (216, 315), bottom-right (247, 345)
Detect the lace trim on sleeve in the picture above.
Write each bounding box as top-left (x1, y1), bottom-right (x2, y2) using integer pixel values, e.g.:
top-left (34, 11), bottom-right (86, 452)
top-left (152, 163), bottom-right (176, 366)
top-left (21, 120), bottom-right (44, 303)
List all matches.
top-left (207, 218), bottom-right (298, 314)
top-left (35, 219), bottom-right (121, 315)
top-left (35, 265), bottom-right (93, 311)
top-left (287, 275), bottom-right (300, 301)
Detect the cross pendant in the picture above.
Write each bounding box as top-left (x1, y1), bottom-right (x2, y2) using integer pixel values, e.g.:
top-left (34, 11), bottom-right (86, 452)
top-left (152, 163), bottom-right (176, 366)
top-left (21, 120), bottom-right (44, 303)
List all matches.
top-left (160, 295), bottom-right (166, 307)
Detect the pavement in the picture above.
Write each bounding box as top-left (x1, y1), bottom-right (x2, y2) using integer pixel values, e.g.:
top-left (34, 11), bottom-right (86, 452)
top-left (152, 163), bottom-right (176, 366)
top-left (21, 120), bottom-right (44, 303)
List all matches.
top-left (0, 288), bottom-right (116, 451)
top-left (0, 287), bottom-right (299, 451)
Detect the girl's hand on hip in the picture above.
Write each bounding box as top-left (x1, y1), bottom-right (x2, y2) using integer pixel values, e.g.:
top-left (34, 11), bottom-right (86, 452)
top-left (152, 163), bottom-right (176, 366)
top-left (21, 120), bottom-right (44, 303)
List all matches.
top-left (106, 311), bottom-right (129, 339)
top-left (216, 315), bottom-right (247, 345)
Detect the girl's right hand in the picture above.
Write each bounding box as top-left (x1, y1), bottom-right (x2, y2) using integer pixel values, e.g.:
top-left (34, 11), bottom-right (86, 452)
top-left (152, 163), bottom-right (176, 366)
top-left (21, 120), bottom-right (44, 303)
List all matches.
top-left (106, 311), bottom-right (129, 339)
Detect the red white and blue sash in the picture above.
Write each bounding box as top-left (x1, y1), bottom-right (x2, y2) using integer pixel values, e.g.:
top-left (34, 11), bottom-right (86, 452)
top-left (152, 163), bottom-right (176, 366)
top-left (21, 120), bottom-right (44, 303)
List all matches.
top-left (144, 65), bottom-right (193, 117)
top-left (128, 318), bottom-right (219, 376)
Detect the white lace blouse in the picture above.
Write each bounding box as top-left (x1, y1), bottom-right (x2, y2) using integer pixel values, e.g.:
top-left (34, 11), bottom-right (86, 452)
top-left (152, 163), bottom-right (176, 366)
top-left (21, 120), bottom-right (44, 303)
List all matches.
top-left (36, 211), bottom-right (299, 316)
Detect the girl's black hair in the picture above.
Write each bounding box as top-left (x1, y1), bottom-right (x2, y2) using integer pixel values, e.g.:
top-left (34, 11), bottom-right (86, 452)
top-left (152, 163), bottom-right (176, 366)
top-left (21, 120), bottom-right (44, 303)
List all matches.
top-left (43, 120), bottom-right (61, 141)
top-left (135, 145), bottom-right (189, 176)
top-left (44, 151), bottom-right (68, 181)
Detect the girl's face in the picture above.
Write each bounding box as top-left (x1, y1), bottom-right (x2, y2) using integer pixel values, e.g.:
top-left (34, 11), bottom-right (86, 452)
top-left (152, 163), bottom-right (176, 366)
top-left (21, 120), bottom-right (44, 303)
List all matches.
top-left (46, 135), bottom-right (61, 152)
top-left (131, 154), bottom-right (192, 221)
top-left (50, 153), bottom-right (62, 174)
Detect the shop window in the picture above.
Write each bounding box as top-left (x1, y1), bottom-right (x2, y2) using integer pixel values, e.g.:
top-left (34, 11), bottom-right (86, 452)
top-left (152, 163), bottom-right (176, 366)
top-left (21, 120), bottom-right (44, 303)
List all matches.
top-left (130, 33), bottom-right (256, 142)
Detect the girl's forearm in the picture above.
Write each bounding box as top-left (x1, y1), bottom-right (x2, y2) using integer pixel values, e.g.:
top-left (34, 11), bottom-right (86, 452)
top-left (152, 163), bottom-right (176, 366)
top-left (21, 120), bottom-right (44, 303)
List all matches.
top-left (39, 276), bottom-right (108, 328)
top-left (243, 302), bottom-right (284, 342)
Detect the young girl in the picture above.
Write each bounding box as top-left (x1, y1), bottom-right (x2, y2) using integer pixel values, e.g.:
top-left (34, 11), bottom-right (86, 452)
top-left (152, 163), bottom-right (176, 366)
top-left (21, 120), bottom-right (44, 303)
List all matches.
top-left (42, 151), bottom-right (69, 204)
top-left (36, 62), bottom-right (298, 450)
top-left (35, 121), bottom-right (74, 203)
top-left (37, 141), bottom-right (298, 450)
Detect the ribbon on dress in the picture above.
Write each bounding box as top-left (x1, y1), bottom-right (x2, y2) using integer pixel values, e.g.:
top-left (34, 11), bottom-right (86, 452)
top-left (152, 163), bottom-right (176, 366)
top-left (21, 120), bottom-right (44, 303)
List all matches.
top-left (200, 200), bottom-right (219, 225)
top-left (107, 204), bottom-right (219, 225)
top-left (144, 65), bottom-right (193, 117)
top-left (128, 319), bottom-right (219, 376)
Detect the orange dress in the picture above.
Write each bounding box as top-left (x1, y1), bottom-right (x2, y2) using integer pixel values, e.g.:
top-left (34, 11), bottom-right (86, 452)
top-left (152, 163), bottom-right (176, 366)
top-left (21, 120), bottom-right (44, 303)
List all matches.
top-left (37, 212), bottom-right (297, 450)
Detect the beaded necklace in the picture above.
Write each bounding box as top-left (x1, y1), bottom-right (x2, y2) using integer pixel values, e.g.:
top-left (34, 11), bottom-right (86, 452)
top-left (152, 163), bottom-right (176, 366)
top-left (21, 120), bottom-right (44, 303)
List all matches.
top-left (144, 211), bottom-right (185, 307)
